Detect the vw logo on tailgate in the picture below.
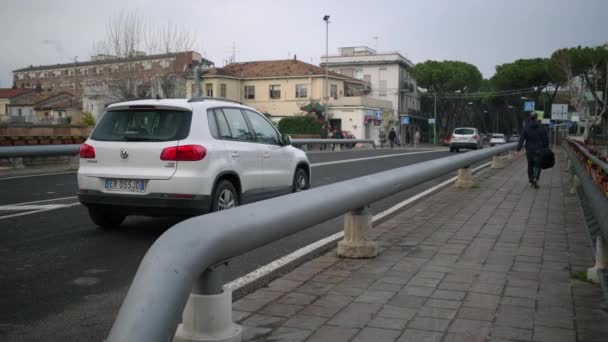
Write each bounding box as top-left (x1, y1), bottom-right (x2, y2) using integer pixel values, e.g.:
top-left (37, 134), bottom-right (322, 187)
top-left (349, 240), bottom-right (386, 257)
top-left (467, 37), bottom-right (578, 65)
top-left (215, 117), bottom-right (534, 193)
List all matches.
top-left (120, 148), bottom-right (129, 159)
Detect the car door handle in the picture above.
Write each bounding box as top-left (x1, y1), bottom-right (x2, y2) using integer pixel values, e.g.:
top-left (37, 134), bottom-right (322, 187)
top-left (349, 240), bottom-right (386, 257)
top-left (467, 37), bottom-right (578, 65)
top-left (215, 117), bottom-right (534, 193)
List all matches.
top-left (263, 152), bottom-right (270, 159)
top-left (231, 151), bottom-right (239, 158)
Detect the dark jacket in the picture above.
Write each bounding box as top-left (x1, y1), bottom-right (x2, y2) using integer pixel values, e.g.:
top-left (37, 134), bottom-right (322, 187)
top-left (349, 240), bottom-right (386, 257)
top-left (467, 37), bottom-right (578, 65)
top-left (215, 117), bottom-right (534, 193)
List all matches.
top-left (388, 130), bottom-right (397, 141)
top-left (517, 120), bottom-right (548, 152)
top-left (332, 130), bottom-right (344, 139)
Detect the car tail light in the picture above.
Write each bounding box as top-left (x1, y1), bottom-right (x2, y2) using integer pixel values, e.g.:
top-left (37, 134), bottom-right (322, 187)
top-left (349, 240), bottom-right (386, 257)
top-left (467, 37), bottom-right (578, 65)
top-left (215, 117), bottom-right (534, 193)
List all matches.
top-left (79, 143), bottom-right (96, 159)
top-left (450, 135), bottom-right (455, 140)
top-left (160, 145), bottom-right (206, 161)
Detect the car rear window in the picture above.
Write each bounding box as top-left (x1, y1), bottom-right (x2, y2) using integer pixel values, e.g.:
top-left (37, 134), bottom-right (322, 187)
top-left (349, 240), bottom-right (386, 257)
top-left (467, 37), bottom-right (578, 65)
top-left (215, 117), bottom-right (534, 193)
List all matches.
top-left (90, 110), bottom-right (192, 142)
top-left (454, 128), bottom-right (474, 135)
top-left (492, 134), bottom-right (505, 138)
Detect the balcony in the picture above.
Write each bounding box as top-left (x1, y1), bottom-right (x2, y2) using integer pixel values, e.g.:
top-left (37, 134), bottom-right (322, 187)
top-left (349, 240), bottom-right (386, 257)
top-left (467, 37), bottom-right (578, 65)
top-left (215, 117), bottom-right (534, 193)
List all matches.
top-left (328, 96), bottom-right (393, 111)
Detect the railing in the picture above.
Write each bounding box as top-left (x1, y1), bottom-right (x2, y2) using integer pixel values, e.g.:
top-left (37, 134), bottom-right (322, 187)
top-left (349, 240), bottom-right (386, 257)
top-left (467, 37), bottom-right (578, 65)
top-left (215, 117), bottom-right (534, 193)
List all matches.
top-left (565, 139), bottom-right (608, 240)
top-left (106, 143), bottom-right (516, 342)
top-left (291, 138), bottom-right (376, 149)
top-left (0, 145), bottom-right (80, 158)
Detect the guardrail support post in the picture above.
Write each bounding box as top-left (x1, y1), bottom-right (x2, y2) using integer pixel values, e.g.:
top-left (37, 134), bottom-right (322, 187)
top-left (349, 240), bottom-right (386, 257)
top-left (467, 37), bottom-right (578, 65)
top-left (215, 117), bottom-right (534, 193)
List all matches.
top-left (569, 174), bottom-right (580, 195)
top-left (455, 166), bottom-right (475, 188)
top-left (338, 207), bottom-right (378, 258)
top-left (587, 236), bottom-right (608, 283)
top-left (565, 158), bottom-right (571, 172)
top-left (11, 157), bottom-right (25, 169)
top-left (174, 266), bottom-right (242, 342)
top-left (507, 150), bottom-right (514, 160)
top-left (491, 154), bottom-right (505, 169)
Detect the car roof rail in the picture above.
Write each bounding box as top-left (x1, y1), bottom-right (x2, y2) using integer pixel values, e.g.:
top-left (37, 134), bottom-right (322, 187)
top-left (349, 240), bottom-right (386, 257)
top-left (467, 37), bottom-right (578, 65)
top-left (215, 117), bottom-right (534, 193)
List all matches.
top-left (187, 97), bottom-right (243, 105)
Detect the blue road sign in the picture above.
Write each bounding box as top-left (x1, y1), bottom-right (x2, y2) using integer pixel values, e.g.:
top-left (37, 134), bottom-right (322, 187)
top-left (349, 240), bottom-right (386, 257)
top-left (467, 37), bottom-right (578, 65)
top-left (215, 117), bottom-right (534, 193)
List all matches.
top-left (401, 116), bottom-right (410, 125)
top-left (524, 101), bottom-right (535, 112)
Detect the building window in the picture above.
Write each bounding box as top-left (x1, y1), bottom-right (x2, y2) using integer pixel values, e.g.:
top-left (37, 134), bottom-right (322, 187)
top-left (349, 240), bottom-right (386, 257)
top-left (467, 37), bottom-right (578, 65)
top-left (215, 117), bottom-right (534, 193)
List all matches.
top-left (295, 84), bottom-right (307, 98)
top-left (363, 74), bottom-right (371, 84)
top-left (244, 85), bottom-right (255, 100)
top-left (269, 85), bottom-right (281, 99)
top-left (220, 84), bottom-right (227, 98)
top-left (205, 83), bottom-right (213, 97)
top-left (379, 80), bottom-right (387, 96)
top-left (330, 84), bottom-right (338, 98)
top-left (18, 108), bottom-right (22, 116)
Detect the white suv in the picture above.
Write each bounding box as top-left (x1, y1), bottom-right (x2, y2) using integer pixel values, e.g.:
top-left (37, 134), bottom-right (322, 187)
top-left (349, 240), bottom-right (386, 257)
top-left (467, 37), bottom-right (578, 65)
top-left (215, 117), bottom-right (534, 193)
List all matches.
top-left (449, 127), bottom-right (482, 152)
top-left (78, 98), bottom-right (311, 228)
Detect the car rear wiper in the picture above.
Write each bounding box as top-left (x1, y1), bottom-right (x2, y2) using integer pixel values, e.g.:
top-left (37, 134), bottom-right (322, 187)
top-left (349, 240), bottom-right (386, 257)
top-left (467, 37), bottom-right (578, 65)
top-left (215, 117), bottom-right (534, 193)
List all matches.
top-left (122, 135), bottom-right (164, 142)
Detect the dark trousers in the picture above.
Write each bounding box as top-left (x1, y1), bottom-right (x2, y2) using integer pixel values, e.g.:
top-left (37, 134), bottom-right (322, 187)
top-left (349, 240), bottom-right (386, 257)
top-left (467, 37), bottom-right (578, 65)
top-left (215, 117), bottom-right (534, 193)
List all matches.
top-left (526, 149), bottom-right (542, 182)
top-left (389, 139), bottom-right (395, 148)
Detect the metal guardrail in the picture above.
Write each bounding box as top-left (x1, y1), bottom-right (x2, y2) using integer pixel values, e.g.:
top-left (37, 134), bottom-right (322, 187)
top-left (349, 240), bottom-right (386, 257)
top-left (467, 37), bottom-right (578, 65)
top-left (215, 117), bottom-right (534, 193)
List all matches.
top-left (0, 144), bottom-right (80, 158)
top-left (107, 143), bottom-right (516, 341)
top-left (568, 139), bottom-right (608, 175)
top-left (565, 140), bottom-right (608, 241)
top-left (291, 138), bottom-right (376, 148)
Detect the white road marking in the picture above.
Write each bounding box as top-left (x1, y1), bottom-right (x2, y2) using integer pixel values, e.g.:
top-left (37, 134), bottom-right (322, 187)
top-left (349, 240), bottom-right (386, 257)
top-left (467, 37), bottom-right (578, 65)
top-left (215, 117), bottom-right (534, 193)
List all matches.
top-left (310, 149), bottom-right (448, 167)
top-left (225, 160), bottom-right (494, 292)
top-left (7, 196), bottom-right (78, 206)
top-left (0, 171), bottom-right (76, 181)
top-left (0, 202), bottom-right (81, 220)
top-left (0, 204), bottom-right (72, 211)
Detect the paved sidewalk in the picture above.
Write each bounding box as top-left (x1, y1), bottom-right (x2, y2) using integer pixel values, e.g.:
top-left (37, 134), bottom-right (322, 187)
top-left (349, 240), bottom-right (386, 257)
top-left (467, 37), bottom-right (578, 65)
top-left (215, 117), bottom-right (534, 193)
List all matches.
top-left (232, 154), bottom-right (608, 341)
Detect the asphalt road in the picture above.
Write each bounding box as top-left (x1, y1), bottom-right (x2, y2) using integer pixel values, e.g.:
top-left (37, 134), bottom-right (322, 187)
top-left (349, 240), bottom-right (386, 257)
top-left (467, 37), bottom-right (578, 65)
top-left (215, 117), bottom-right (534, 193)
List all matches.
top-left (0, 147), bottom-right (489, 341)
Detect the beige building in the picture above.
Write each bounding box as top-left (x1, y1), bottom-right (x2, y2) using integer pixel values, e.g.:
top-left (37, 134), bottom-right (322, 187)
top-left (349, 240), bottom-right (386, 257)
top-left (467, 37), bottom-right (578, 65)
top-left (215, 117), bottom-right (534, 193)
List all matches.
top-left (187, 59), bottom-right (393, 139)
top-left (0, 88), bottom-right (34, 122)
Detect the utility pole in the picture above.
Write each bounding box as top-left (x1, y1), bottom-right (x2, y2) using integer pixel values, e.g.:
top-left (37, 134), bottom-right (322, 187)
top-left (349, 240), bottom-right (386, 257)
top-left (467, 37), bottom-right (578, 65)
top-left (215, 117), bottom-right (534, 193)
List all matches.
top-left (433, 92), bottom-right (437, 144)
top-left (323, 15), bottom-right (330, 123)
top-left (74, 56), bottom-right (78, 94)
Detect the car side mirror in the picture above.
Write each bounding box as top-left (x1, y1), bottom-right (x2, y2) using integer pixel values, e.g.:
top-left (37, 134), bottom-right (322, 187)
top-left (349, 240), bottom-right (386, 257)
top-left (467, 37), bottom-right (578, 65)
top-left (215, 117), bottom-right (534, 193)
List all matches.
top-left (282, 134), bottom-right (292, 146)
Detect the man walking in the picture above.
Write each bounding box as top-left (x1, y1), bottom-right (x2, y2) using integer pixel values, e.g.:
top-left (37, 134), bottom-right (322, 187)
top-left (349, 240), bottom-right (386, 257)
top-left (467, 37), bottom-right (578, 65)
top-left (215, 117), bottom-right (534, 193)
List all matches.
top-left (388, 128), bottom-right (397, 149)
top-left (320, 125), bottom-right (328, 151)
top-left (414, 129), bottom-right (421, 148)
top-left (379, 129), bottom-right (386, 149)
top-left (517, 112), bottom-right (549, 189)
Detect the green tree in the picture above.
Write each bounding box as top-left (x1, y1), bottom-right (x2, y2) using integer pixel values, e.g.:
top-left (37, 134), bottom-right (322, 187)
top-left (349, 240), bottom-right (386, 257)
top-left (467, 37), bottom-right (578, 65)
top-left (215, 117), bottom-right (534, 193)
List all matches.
top-left (412, 60), bottom-right (483, 137)
top-left (551, 46), bottom-right (608, 140)
top-left (81, 112), bottom-right (96, 126)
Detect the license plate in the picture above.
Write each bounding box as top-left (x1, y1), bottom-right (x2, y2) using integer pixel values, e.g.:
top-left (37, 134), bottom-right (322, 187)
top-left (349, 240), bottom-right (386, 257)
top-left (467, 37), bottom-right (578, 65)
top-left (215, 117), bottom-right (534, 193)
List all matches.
top-left (104, 178), bottom-right (146, 192)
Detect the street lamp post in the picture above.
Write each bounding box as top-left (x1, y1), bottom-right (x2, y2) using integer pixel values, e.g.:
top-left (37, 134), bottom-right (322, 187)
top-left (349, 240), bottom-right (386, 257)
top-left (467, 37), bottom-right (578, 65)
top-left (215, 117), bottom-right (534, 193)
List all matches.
top-left (323, 15), bottom-right (330, 123)
top-left (433, 92), bottom-right (437, 144)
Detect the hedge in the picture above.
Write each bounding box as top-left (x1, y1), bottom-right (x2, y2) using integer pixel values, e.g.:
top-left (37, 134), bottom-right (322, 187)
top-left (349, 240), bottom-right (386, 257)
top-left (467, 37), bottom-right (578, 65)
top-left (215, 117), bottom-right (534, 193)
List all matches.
top-left (278, 116), bottom-right (323, 135)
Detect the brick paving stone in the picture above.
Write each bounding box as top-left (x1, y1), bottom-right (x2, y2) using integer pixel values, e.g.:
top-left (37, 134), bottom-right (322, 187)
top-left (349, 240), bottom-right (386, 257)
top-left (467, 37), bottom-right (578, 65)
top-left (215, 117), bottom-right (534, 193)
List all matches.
top-left (457, 307), bottom-right (495, 321)
top-left (418, 306), bottom-right (457, 319)
top-left (533, 326), bottom-right (575, 342)
top-left (260, 303), bottom-right (303, 317)
top-left (400, 286), bottom-right (435, 297)
top-left (504, 286), bottom-right (537, 299)
top-left (438, 282), bottom-right (471, 291)
top-left (463, 293), bottom-right (500, 309)
top-left (442, 334), bottom-right (486, 342)
top-left (500, 296), bottom-right (536, 308)
top-left (368, 316), bottom-right (409, 330)
top-left (305, 325), bottom-right (359, 342)
top-left (278, 292), bottom-right (317, 306)
top-left (377, 305), bottom-right (417, 320)
top-left (448, 318), bottom-right (492, 337)
top-left (267, 327), bottom-right (312, 342)
top-left (355, 290), bottom-right (396, 304)
top-left (282, 314), bottom-right (327, 331)
top-left (407, 316), bottom-right (451, 332)
top-left (431, 289), bottom-right (466, 301)
top-left (425, 298), bottom-right (462, 309)
top-left (388, 294), bottom-right (428, 309)
top-left (396, 329), bottom-right (443, 342)
top-left (242, 314), bottom-right (285, 328)
top-left (242, 325), bottom-right (272, 340)
top-left (491, 326), bottom-right (532, 341)
top-left (352, 327), bottom-right (402, 342)
top-left (327, 303), bottom-right (382, 328)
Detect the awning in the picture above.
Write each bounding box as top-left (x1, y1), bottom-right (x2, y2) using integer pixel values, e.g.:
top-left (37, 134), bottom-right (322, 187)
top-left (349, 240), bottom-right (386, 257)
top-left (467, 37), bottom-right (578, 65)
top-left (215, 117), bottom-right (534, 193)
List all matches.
top-left (300, 101), bottom-right (327, 114)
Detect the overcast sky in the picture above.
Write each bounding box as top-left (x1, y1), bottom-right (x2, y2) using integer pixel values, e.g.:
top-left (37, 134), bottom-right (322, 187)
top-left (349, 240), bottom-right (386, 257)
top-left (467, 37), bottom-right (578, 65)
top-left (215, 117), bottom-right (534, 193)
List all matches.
top-left (1, 0), bottom-right (606, 87)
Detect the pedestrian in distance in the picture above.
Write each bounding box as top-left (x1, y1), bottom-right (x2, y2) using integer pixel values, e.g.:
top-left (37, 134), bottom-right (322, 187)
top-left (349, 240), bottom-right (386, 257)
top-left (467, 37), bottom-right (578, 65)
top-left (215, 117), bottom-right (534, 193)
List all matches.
top-left (320, 124), bottom-right (328, 151)
top-left (332, 129), bottom-right (344, 151)
top-left (388, 128), bottom-right (397, 149)
top-left (414, 129), bottom-right (421, 148)
top-left (517, 112), bottom-right (549, 189)
top-left (379, 129), bottom-right (387, 149)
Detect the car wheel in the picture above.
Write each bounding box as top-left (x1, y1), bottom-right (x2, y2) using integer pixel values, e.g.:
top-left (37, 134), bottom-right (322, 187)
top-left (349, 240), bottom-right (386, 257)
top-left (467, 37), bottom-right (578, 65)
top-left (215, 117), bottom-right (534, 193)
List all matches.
top-left (211, 180), bottom-right (239, 212)
top-left (88, 206), bottom-right (126, 229)
top-left (293, 168), bottom-right (310, 192)
top-left (449, 146), bottom-right (455, 153)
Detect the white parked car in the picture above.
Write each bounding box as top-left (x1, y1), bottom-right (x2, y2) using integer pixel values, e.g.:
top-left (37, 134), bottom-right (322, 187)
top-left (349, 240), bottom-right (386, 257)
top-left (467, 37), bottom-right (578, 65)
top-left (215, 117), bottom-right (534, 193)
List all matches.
top-left (449, 127), bottom-right (482, 152)
top-left (78, 98), bottom-right (311, 228)
top-left (490, 133), bottom-right (507, 146)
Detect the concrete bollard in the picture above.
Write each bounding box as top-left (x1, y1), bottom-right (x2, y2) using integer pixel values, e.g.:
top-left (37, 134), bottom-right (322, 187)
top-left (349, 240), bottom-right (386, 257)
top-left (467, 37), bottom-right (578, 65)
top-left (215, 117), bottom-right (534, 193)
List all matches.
top-left (455, 167), bottom-right (475, 188)
top-left (569, 174), bottom-right (580, 195)
top-left (491, 154), bottom-right (505, 169)
top-left (587, 236), bottom-right (608, 284)
top-left (338, 207), bottom-right (378, 258)
top-left (173, 287), bottom-right (242, 342)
